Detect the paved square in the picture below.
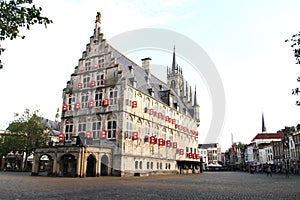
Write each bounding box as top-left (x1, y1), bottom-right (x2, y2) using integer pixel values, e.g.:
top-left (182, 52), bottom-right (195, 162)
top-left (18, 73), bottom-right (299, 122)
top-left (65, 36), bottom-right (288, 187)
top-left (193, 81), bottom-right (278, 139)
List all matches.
top-left (0, 171), bottom-right (299, 199)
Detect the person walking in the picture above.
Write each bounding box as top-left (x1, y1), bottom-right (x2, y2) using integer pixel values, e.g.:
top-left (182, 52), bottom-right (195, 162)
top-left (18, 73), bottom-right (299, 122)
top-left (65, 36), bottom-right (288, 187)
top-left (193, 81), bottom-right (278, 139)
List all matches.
top-left (267, 166), bottom-right (272, 177)
top-left (285, 168), bottom-right (289, 178)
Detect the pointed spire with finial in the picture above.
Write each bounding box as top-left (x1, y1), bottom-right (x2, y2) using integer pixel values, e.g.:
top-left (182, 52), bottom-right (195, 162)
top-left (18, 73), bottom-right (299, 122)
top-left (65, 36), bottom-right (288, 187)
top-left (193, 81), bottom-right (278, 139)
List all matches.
top-left (194, 85), bottom-right (199, 106)
top-left (172, 45), bottom-right (177, 73)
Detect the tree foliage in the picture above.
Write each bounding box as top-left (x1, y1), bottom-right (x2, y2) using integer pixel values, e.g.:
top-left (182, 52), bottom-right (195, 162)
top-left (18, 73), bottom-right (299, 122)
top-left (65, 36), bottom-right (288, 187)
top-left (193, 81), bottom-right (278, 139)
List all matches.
top-left (0, 0), bottom-right (53, 65)
top-left (0, 109), bottom-right (51, 164)
top-left (286, 32), bottom-right (300, 105)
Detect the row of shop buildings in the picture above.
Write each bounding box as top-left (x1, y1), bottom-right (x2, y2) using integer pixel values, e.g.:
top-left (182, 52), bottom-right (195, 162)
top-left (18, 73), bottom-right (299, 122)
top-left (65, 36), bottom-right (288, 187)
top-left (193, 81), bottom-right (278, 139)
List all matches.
top-left (225, 129), bottom-right (300, 174)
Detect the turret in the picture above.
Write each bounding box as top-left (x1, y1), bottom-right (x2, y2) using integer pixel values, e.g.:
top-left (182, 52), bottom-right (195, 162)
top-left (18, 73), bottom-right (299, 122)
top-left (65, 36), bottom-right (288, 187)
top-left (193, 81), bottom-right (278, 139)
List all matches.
top-left (193, 86), bottom-right (200, 126)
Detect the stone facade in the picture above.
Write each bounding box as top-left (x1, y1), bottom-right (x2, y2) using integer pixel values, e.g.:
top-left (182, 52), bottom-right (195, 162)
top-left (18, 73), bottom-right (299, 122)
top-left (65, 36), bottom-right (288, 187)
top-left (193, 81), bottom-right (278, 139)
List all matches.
top-left (32, 12), bottom-right (200, 177)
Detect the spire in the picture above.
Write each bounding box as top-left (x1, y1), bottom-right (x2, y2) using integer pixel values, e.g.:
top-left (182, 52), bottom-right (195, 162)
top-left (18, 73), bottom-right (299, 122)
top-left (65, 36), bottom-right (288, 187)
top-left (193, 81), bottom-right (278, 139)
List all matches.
top-left (194, 85), bottom-right (199, 106)
top-left (190, 86), bottom-right (192, 102)
top-left (55, 108), bottom-right (60, 123)
top-left (172, 45), bottom-right (176, 72)
top-left (262, 112), bottom-right (267, 133)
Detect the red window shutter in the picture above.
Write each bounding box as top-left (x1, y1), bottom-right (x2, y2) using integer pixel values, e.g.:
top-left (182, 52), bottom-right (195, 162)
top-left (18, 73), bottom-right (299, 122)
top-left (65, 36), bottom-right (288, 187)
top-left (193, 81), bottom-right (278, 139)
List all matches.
top-left (101, 130), bottom-right (107, 139)
top-left (62, 104), bottom-right (68, 111)
top-left (158, 112), bottom-right (162, 118)
top-left (166, 140), bottom-right (171, 147)
top-left (58, 133), bottom-right (64, 142)
top-left (78, 83), bottom-right (83, 89)
top-left (89, 100), bottom-right (94, 108)
top-left (149, 109), bottom-right (154, 115)
top-left (86, 131), bottom-right (91, 138)
top-left (150, 136), bottom-right (156, 144)
top-left (132, 132), bottom-right (138, 140)
top-left (75, 102), bottom-right (80, 110)
top-left (179, 149), bottom-right (184, 155)
top-left (172, 119), bottom-right (176, 124)
top-left (103, 98), bottom-right (109, 106)
top-left (165, 116), bottom-right (169, 122)
top-left (132, 101), bottom-right (137, 108)
top-left (158, 138), bottom-right (164, 146)
top-left (173, 142), bottom-right (177, 148)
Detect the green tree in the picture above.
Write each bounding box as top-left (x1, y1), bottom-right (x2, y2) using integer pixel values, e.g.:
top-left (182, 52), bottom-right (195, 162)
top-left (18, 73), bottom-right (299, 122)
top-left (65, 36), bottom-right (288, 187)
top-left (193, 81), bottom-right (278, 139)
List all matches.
top-left (0, 0), bottom-right (53, 67)
top-left (286, 32), bottom-right (300, 105)
top-left (4, 108), bottom-right (51, 170)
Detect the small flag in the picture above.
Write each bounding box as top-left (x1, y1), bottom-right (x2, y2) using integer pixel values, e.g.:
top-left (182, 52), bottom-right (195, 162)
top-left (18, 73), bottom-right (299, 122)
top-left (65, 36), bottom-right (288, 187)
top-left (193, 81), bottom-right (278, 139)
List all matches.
top-left (262, 113), bottom-right (267, 133)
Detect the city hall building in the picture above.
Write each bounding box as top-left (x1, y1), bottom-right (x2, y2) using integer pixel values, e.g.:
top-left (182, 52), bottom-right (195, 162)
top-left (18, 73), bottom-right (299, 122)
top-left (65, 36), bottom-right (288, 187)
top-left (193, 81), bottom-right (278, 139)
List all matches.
top-left (32, 12), bottom-right (200, 177)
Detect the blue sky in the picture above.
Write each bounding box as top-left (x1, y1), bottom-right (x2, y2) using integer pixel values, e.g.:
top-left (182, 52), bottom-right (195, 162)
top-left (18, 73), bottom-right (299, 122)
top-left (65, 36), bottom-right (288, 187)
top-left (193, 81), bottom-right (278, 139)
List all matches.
top-left (1, 0), bottom-right (300, 150)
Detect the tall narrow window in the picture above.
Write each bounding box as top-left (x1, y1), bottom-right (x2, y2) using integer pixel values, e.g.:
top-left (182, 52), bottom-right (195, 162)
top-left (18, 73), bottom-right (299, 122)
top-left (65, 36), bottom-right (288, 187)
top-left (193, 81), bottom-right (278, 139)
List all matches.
top-left (81, 93), bottom-right (89, 108)
top-left (126, 120), bottom-right (132, 139)
top-left (109, 89), bottom-right (118, 105)
top-left (92, 121), bottom-right (101, 138)
top-left (83, 76), bottom-right (91, 88)
top-left (96, 73), bottom-right (105, 86)
top-left (78, 123), bottom-right (86, 133)
top-left (98, 57), bottom-right (104, 68)
top-left (95, 90), bottom-right (103, 107)
top-left (85, 60), bottom-right (91, 71)
top-left (67, 95), bottom-right (75, 111)
top-left (65, 123), bottom-right (73, 140)
top-left (107, 120), bottom-right (117, 139)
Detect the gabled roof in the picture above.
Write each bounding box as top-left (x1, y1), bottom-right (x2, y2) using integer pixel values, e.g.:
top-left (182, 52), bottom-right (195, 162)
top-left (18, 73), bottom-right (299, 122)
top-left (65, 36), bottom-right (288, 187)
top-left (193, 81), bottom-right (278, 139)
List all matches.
top-left (41, 118), bottom-right (60, 133)
top-left (251, 133), bottom-right (284, 141)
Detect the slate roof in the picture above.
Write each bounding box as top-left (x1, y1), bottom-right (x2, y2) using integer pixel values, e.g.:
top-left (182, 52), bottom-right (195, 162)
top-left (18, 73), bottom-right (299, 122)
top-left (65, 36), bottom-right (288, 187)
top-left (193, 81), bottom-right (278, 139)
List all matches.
top-left (110, 46), bottom-right (194, 118)
top-left (198, 143), bottom-right (219, 149)
top-left (251, 133), bottom-right (284, 141)
top-left (41, 118), bottom-right (60, 136)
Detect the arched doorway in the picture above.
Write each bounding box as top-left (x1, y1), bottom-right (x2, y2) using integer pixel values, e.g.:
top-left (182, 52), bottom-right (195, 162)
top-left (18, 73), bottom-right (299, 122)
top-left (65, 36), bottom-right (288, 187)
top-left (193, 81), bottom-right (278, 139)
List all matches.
top-left (101, 155), bottom-right (109, 176)
top-left (60, 154), bottom-right (77, 177)
top-left (86, 154), bottom-right (96, 177)
top-left (38, 154), bottom-right (53, 176)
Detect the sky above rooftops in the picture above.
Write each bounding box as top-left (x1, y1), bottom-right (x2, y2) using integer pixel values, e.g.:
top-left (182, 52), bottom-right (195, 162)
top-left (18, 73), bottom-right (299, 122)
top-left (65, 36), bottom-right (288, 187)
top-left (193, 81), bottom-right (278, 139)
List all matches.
top-left (1, 0), bottom-right (300, 150)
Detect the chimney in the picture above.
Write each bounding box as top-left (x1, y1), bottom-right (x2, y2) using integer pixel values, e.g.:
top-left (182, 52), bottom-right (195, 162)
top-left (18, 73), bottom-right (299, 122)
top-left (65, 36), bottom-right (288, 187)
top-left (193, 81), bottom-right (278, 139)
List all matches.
top-left (141, 57), bottom-right (151, 77)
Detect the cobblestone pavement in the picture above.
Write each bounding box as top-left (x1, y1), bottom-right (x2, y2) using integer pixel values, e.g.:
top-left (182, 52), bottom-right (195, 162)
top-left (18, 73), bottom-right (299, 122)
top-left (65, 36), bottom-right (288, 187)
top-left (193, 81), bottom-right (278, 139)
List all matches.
top-left (0, 171), bottom-right (299, 200)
